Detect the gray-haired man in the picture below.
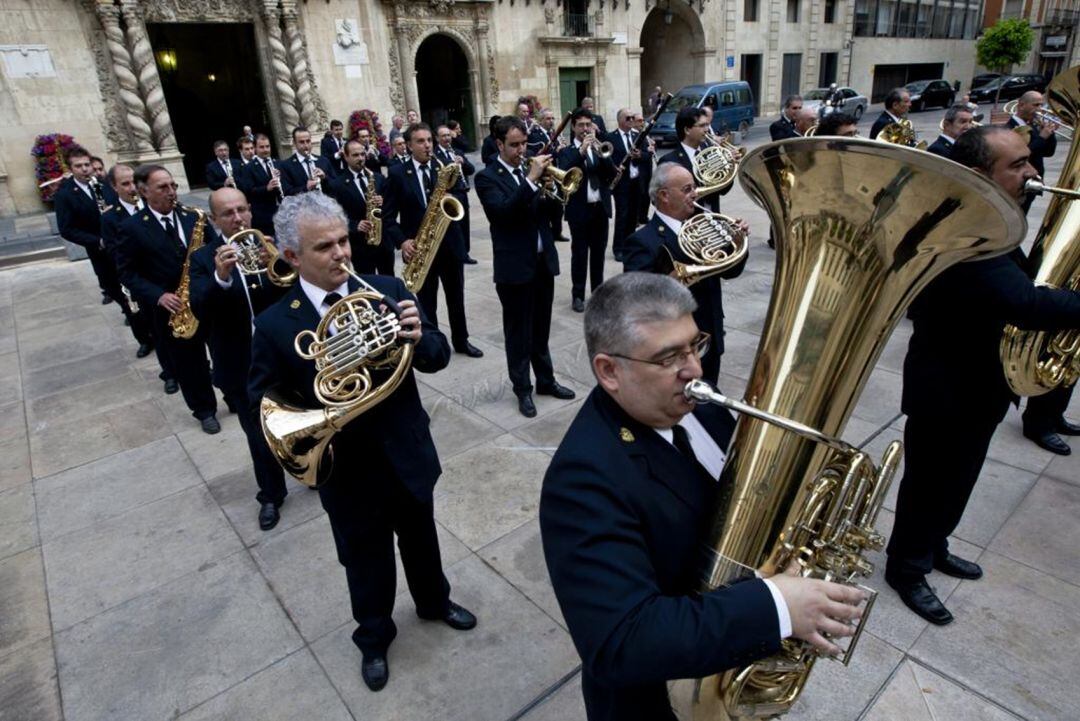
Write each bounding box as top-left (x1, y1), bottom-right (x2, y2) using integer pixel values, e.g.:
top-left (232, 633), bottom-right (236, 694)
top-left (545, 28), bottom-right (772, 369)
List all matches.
top-left (248, 192), bottom-right (476, 692)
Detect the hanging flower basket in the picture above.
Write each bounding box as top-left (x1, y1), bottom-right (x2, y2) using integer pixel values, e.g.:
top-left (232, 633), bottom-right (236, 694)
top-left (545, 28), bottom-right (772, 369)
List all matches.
top-left (347, 109), bottom-right (391, 157)
top-left (31, 133), bottom-right (79, 202)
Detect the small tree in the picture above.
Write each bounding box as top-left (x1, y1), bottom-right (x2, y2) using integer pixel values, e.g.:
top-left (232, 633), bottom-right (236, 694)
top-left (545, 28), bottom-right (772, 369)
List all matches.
top-left (975, 18), bottom-right (1035, 108)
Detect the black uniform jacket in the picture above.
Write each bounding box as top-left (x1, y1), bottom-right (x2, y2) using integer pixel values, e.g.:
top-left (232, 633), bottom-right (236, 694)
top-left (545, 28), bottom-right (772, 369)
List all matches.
top-left (540, 387), bottom-right (781, 721)
top-left (54, 177), bottom-right (101, 249)
top-left (330, 169), bottom-right (389, 249)
top-left (320, 134), bottom-right (347, 174)
top-left (1005, 116), bottom-right (1057, 178)
top-left (604, 128), bottom-right (652, 194)
top-left (248, 275), bottom-right (450, 500)
top-left (100, 203), bottom-right (135, 260)
top-left (115, 206), bottom-right (201, 309)
top-left (473, 160), bottom-right (560, 284)
top-left (204, 158), bottom-right (243, 191)
top-left (382, 158), bottom-right (466, 261)
top-left (769, 116), bottom-right (799, 141)
top-left (239, 158), bottom-right (282, 231)
top-left (622, 215), bottom-right (745, 356)
top-left (903, 249), bottom-right (1080, 420)
top-left (189, 230), bottom-right (290, 392)
top-left (869, 111), bottom-right (895, 140)
top-left (278, 154), bottom-right (337, 196)
top-left (557, 143), bottom-right (616, 223)
top-left (657, 146), bottom-right (730, 210)
top-left (925, 136), bottom-right (954, 158)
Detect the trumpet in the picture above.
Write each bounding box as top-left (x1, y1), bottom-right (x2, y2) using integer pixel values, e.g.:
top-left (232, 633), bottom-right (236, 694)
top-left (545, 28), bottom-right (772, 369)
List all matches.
top-left (224, 225), bottom-right (297, 287)
top-left (526, 158), bottom-right (583, 205)
top-left (1003, 100), bottom-right (1074, 140)
top-left (585, 132), bottom-right (614, 159)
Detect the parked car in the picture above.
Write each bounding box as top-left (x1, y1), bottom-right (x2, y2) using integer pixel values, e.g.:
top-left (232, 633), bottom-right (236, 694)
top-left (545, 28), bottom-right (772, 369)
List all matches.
top-left (802, 86), bottom-right (868, 120)
top-left (970, 72), bottom-right (1004, 91)
top-left (968, 74), bottom-right (1048, 104)
top-left (648, 81), bottom-right (755, 146)
top-left (905, 79), bottom-right (955, 111)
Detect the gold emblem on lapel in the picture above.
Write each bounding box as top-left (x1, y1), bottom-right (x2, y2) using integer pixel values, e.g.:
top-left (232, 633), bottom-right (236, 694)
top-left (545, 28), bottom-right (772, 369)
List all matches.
top-left (290, 299), bottom-right (301, 309)
top-left (619, 427), bottom-right (635, 443)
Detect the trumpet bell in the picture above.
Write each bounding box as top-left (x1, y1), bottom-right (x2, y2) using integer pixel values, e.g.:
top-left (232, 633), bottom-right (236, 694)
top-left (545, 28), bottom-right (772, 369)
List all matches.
top-left (597, 140), bottom-right (614, 158)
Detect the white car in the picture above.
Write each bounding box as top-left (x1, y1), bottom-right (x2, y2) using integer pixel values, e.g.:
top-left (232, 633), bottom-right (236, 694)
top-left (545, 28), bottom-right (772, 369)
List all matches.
top-left (803, 87), bottom-right (869, 120)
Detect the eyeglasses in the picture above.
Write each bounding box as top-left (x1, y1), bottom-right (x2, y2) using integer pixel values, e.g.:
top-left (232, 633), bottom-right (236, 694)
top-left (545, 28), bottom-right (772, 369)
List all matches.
top-left (609, 332), bottom-right (711, 371)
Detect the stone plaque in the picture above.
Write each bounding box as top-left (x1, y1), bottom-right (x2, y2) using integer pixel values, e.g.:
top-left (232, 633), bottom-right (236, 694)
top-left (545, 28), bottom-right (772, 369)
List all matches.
top-left (0, 45), bottom-right (57, 79)
top-left (333, 19), bottom-right (368, 66)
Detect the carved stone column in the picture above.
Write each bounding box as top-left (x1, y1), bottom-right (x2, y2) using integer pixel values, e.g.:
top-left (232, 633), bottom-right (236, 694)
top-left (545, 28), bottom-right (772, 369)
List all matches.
top-left (475, 22), bottom-right (496, 114)
top-left (626, 47), bottom-right (643, 112)
top-left (394, 24), bottom-right (420, 114)
top-left (119, 0), bottom-right (177, 153)
top-left (261, 0), bottom-right (300, 142)
top-left (94, 1), bottom-right (155, 153)
top-left (281, 0), bottom-right (319, 131)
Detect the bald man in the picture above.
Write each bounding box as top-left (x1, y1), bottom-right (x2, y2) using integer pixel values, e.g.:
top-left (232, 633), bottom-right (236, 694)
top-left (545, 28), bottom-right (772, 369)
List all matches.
top-left (189, 187), bottom-right (290, 530)
top-left (1004, 90), bottom-right (1058, 213)
top-left (793, 107), bottom-right (817, 136)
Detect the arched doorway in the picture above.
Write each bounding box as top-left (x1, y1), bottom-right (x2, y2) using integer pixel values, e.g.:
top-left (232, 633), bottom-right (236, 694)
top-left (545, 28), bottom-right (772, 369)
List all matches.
top-left (639, 7), bottom-right (705, 109)
top-left (415, 34), bottom-right (476, 144)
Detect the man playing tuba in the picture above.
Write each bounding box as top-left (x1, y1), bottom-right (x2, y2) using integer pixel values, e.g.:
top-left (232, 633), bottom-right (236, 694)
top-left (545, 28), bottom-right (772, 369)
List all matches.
top-left (248, 192), bottom-right (477, 692)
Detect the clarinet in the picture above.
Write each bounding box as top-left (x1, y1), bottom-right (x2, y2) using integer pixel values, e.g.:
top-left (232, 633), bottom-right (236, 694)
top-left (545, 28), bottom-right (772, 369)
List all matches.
top-left (610, 93), bottom-right (673, 190)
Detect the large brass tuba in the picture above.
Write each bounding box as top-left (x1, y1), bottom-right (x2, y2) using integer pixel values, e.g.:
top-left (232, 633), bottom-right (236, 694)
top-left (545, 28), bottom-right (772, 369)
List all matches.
top-left (401, 161), bottom-right (465, 293)
top-left (169, 205), bottom-right (209, 339)
top-left (260, 264), bottom-right (414, 487)
top-left (1001, 64), bottom-right (1080, 396)
top-left (671, 137), bottom-right (1025, 720)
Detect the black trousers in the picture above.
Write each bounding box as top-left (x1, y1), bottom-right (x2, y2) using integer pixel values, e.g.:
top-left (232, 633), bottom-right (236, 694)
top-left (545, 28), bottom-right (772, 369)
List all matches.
top-left (568, 203), bottom-right (609, 301)
top-left (1022, 385), bottom-right (1074, 434)
top-left (218, 380), bottom-right (287, 506)
top-left (416, 243), bottom-right (470, 348)
top-left (612, 182), bottom-right (642, 260)
top-left (885, 408), bottom-right (1003, 578)
top-left (496, 262), bottom-right (556, 396)
top-left (150, 306), bottom-right (217, 419)
top-left (547, 201), bottom-right (565, 241)
top-left (350, 237), bottom-right (395, 276)
top-left (319, 448), bottom-right (450, 656)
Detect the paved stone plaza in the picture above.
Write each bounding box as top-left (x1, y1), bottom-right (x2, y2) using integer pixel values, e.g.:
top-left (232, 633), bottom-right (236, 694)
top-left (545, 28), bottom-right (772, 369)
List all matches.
top-left (1, 113), bottom-right (1078, 720)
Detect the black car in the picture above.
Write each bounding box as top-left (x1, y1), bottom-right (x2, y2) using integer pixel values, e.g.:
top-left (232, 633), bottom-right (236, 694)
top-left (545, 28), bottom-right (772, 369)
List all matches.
top-left (970, 73), bottom-right (1004, 91)
top-left (969, 74), bottom-right (1048, 104)
top-left (905, 79), bottom-right (955, 111)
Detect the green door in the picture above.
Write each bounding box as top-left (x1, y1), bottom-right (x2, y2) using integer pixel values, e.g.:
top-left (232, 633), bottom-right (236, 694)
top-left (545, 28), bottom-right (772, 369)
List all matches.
top-left (559, 68), bottom-right (592, 116)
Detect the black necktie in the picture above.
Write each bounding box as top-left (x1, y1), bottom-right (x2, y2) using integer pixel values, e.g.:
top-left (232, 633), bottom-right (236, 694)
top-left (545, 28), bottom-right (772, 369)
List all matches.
top-left (323, 291), bottom-right (342, 309)
top-left (671, 424), bottom-right (716, 484)
top-left (420, 163), bottom-right (433, 197)
top-left (304, 158), bottom-right (314, 179)
top-left (513, 167), bottom-right (524, 185)
top-left (163, 216), bottom-right (183, 250)
top-left (354, 172), bottom-right (365, 200)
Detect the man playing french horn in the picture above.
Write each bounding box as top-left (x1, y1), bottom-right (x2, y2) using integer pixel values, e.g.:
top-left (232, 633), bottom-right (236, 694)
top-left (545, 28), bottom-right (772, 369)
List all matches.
top-left (248, 192), bottom-right (477, 693)
top-left (622, 163), bottom-right (748, 384)
top-left (189, 188), bottom-right (290, 531)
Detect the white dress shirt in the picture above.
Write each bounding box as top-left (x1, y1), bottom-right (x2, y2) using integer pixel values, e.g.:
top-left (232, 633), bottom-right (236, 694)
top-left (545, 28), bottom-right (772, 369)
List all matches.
top-left (411, 157), bottom-right (436, 205)
top-left (619, 130), bottom-right (640, 179)
top-left (73, 178), bottom-right (94, 200)
top-left (680, 142), bottom-right (698, 161)
top-left (299, 277), bottom-right (350, 334)
top-left (654, 413), bottom-right (794, 640)
top-left (573, 139), bottom-right (601, 203)
top-left (149, 206), bottom-right (187, 246)
top-left (654, 210), bottom-right (683, 235)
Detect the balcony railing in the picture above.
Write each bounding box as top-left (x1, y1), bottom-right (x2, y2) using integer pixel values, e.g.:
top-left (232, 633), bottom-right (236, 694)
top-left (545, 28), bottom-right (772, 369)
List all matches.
top-left (564, 12), bottom-right (591, 36)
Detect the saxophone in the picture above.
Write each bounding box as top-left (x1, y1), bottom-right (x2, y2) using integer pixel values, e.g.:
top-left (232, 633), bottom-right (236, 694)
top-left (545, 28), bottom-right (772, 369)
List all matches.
top-left (669, 136), bottom-right (1025, 720)
top-left (1001, 64), bottom-right (1080, 396)
top-left (401, 161), bottom-right (465, 293)
top-left (168, 205), bottom-right (208, 339)
top-left (365, 168), bottom-right (383, 246)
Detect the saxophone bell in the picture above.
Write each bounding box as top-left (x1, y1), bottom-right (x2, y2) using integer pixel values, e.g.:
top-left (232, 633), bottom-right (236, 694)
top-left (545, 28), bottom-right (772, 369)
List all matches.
top-left (401, 162), bottom-right (465, 293)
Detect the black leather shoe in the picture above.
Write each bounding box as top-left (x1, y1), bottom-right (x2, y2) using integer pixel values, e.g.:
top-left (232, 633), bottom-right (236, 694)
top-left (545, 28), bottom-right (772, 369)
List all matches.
top-left (258, 502), bottom-right (280, 531)
top-left (101, 295), bottom-right (112, 305)
top-left (454, 342), bottom-right (484, 358)
top-left (1025, 430), bottom-right (1071, 455)
top-left (420, 601), bottom-right (477, 631)
top-left (572, 298), bottom-right (585, 313)
top-left (555, 235), bottom-right (570, 242)
top-left (933, 553), bottom-right (982, 580)
top-left (885, 573), bottom-right (953, 625)
top-left (361, 652), bottom-right (389, 691)
top-left (463, 255), bottom-right (478, 265)
top-left (1057, 418), bottom-right (1080, 436)
top-left (200, 415), bottom-right (221, 435)
top-left (136, 343), bottom-right (153, 358)
top-left (518, 393), bottom-right (537, 418)
top-left (537, 382), bottom-right (576, 400)
top-left (163, 378), bottom-right (179, 394)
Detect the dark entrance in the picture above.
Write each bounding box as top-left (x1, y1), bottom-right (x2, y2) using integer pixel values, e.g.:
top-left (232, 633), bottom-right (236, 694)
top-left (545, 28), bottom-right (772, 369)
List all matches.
top-left (415, 34), bottom-right (476, 146)
top-left (740, 53), bottom-right (762, 116)
top-left (870, 63), bottom-right (945, 102)
top-left (148, 23), bottom-right (272, 187)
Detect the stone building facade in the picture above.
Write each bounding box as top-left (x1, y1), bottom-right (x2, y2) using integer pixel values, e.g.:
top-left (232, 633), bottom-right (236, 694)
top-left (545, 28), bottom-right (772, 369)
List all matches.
top-left (0, 0), bottom-right (984, 216)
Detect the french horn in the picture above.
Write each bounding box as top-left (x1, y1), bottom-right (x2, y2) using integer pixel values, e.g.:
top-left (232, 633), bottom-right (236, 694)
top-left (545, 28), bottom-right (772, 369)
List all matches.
top-left (693, 144), bottom-right (739, 197)
top-left (260, 263), bottom-right (414, 487)
top-left (876, 118), bottom-right (927, 149)
top-left (670, 136), bottom-right (1025, 720)
top-left (655, 202), bottom-right (748, 287)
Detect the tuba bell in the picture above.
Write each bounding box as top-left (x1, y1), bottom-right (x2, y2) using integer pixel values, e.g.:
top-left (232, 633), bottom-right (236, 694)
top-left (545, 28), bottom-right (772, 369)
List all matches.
top-left (670, 136), bottom-right (1025, 720)
top-left (226, 226), bottom-right (297, 287)
top-left (1001, 64), bottom-right (1080, 396)
top-left (260, 263), bottom-right (414, 487)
